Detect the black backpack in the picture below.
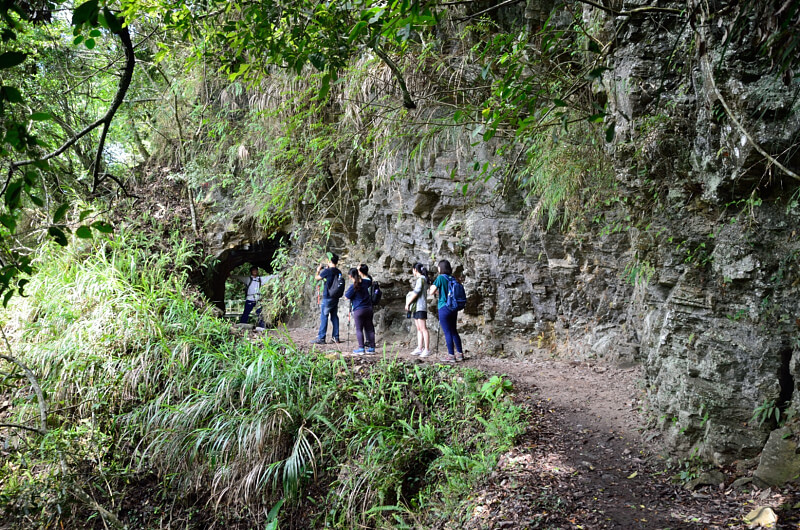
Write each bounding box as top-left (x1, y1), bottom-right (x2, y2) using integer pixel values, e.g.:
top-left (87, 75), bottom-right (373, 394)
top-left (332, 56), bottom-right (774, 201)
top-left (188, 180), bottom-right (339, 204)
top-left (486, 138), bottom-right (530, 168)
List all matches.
top-left (369, 280), bottom-right (382, 305)
top-left (328, 270), bottom-right (345, 299)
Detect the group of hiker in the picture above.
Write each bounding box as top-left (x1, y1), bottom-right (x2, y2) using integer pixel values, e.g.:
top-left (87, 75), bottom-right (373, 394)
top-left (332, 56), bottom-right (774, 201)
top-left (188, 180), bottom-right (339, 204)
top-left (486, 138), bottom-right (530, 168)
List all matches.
top-left (234, 252), bottom-right (466, 363)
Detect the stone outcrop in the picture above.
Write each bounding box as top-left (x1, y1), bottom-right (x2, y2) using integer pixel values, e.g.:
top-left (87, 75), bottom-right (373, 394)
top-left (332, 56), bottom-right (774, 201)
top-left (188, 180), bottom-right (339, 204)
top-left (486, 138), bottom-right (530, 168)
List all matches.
top-left (200, 0), bottom-right (800, 468)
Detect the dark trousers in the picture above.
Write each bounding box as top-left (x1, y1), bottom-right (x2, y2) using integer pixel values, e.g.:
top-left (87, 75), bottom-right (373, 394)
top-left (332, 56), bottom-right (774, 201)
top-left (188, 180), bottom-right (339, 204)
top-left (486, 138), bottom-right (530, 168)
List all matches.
top-left (240, 300), bottom-right (257, 324)
top-left (438, 306), bottom-right (462, 356)
top-left (352, 307), bottom-right (375, 348)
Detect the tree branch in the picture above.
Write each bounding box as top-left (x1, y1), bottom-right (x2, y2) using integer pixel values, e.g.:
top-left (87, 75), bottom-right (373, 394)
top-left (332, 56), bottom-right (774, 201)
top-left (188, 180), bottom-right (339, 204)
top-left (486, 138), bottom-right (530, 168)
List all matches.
top-left (697, 13), bottom-right (800, 183)
top-left (0, 330), bottom-right (47, 435)
top-left (576, 0), bottom-right (683, 17)
top-left (373, 46), bottom-right (417, 109)
top-left (3, 22), bottom-right (136, 198)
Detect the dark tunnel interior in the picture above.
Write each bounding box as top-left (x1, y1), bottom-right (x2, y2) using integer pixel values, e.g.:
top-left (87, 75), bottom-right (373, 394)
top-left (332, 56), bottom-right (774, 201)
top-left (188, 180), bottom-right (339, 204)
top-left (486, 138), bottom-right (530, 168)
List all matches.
top-left (205, 236), bottom-right (287, 312)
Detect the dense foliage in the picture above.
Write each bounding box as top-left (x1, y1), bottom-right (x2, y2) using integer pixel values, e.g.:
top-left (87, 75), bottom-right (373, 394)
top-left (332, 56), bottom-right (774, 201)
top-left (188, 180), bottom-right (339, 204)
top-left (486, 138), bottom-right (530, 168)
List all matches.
top-left (0, 229), bottom-right (525, 527)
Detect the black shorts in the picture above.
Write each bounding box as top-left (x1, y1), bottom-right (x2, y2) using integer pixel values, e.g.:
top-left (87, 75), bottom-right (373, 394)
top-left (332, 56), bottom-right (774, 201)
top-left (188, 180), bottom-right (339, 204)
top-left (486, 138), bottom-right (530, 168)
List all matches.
top-left (413, 311), bottom-right (427, 320)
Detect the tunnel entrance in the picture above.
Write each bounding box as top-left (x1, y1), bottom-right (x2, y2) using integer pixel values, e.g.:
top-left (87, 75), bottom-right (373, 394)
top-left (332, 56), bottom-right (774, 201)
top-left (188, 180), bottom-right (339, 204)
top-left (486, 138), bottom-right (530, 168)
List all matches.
top-left (777, 347), bottom-right (795, 413)
top-left (206, 236), bottom-right (287, 313)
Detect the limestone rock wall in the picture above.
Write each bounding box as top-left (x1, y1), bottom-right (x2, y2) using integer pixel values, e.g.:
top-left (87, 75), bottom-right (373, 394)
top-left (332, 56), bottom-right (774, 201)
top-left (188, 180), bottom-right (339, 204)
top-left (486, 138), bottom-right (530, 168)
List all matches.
top-left (201, 1), bottom-right (800, 464)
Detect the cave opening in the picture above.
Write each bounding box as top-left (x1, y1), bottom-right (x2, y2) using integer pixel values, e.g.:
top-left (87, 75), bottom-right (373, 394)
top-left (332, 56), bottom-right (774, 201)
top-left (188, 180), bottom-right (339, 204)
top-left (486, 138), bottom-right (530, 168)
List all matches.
top-left (205, 235), bottom-right (287, 313)
top-left (777, 347), bottom-right (795, 412)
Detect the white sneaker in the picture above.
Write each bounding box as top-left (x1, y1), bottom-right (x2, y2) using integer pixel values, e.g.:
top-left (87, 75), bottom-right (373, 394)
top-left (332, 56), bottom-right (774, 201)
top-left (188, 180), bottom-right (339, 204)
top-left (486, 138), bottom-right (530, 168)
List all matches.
top-left (419, 349), bottom-right (431, 358)
top-left (410, 348), bottom-right (422, 356)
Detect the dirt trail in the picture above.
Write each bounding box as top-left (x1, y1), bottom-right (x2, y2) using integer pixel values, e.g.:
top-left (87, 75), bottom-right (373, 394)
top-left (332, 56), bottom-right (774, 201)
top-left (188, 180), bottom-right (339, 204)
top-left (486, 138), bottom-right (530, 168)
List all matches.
top-left (253, 326), bottom-right (798, 529)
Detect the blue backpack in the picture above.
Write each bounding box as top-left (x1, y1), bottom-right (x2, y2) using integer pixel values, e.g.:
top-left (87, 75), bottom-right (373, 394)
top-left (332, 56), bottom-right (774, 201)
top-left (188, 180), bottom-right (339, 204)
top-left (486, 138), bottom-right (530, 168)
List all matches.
top-left (445, 275), bottom-right (467, 311)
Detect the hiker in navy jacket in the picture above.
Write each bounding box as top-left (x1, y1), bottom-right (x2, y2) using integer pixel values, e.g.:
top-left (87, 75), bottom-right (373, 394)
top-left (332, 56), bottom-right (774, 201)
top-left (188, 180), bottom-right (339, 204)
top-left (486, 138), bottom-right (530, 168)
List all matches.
top-left (345, 267), bottom-right (376, 354)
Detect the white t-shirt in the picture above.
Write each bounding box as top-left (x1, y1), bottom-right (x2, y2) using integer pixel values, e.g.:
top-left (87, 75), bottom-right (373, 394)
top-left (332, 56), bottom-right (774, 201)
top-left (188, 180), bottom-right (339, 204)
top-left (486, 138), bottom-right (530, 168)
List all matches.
top-left (235, 275), bottom-right (275, 301)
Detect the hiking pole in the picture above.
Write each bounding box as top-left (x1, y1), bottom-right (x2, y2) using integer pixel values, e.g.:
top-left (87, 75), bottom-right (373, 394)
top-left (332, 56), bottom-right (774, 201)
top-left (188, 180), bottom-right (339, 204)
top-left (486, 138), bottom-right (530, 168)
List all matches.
top-left (435, 317), bottom-right (440, 354)
top-left (347, 303), bottom-right (352, 346)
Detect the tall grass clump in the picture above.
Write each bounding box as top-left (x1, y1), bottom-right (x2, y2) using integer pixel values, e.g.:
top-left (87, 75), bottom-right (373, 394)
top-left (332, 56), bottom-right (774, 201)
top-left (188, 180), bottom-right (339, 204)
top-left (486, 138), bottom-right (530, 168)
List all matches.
top-left (1, 228), bottom-right (528, 528)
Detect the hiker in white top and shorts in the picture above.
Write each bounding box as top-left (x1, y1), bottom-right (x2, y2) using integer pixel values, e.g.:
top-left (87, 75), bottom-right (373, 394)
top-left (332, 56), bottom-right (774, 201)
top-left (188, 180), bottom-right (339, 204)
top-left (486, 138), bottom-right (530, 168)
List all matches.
top-left (405, 263), bottom-right (431, 357)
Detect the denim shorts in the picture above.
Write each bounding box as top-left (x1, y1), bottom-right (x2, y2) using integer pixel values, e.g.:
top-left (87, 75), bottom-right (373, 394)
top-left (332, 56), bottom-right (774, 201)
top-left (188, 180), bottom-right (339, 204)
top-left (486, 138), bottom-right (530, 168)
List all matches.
top-left (413, 311), bottom-right (427, 320)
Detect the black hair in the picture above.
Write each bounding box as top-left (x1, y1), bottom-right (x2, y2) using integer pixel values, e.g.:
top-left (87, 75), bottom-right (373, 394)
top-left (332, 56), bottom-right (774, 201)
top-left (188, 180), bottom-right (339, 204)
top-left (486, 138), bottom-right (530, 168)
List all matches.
top-left (329, 252), bottom-right (339, 265)
top-left (359, 263), bottom-right (369, 276)
top-left (250, 266), bottom-right (259, 275)
top-left (413, 262), bottom-right (428, 277)
top-left (438, 259), bottom-right (452, 275)
top-left (348, 267), bottom-right (361, 289)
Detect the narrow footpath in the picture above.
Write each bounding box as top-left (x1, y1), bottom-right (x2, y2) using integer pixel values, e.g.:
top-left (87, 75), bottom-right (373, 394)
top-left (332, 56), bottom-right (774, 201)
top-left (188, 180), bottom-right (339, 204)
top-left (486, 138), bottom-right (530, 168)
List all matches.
top-left (250, 326), bottom-right (800, 529)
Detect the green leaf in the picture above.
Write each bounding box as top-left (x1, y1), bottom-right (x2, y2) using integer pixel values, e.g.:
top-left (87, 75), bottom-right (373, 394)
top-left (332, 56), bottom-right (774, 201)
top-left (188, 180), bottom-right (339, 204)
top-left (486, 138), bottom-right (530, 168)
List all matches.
top-left (48, 226), bottom-right (69, 246)
top-left (585, 66), bottom-right (609, 80)
top-left (79, 210), bottom-right (93, 222)
top-left (103, 6), bottom-right (123, 33)
top-left (588, 40), bottom-right (601, 53)
top-left (3, 290), bottom-right (13, 307)
top-left (5, 181), bottom-right (22, 208)
top-left (553, 98), bottom-right (567, 107)
top-left (85, 38), bottom-right (96, 49)
top-left (29, 195), bottom-right (44, 207)
top-left (462, 183), bottom-right (468, 195)
top-left (2, 86), bottom-right (24, 103)
top-left (89, 29), bottom-right (101, 38)
top-left (605, 121), bottom-right (616, 142)
top-left (1, 29), bottom-right (15, 42)
top-left (0, 51), bottom-right (26, 69)
top-left (53, 203), bottom-right (70, 224)
top-left (349, 21), bottom-right (368, 43)
top-left (0, 214), bottom-right (16, 231)
top-left (30, 112), bottom-right (51, 121)
top-left (91, 221), bottom-right (113, 233)
top-left (76, 226), bottom-right (93, 239)
top-left (587, 113), bottom-right (605, 123)
top-left (308, 52), bottom-right (326, 70)
top-left (73, 0), bottom-right (99, 27)
top-left (73, 35), bottom-right (84, 45)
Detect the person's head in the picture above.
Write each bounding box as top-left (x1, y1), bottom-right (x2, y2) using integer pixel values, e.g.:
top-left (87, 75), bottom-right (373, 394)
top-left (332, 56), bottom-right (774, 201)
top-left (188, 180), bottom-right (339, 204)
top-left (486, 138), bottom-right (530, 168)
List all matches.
top-left (413, 262), bottom-right (427, 277)
top-left (328, 252), bottom-right (339, 267)
top-left (437, 259), bottom-right (452, 275)
top-left (250, 266), bottom-right (259, 277)
top-left (348, 267), bottom-right (361, 286)
top-left (358, 263), bottom-right (369, 277)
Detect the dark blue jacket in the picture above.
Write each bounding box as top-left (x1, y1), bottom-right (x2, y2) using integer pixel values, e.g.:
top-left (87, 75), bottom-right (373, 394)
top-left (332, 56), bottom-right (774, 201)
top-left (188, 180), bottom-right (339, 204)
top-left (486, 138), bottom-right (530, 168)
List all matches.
top-left (345, 278), bottom-right (373, 311)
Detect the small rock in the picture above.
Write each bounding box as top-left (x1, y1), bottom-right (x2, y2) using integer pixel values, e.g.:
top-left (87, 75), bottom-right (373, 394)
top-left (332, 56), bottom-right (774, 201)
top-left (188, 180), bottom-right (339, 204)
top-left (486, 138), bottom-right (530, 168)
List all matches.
top-left (731, 477), bottom-right (753, 489)
top-left (744, 506), bottom-right (778, 528)
top-left (685, 470), bottom-right (726, 491)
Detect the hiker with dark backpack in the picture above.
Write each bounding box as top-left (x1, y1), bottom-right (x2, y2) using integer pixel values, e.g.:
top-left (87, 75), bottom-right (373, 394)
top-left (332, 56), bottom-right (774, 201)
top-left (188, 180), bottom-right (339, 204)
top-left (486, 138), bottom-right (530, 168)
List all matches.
top-left (345, 267), bottom-right (376, 354)
top-left (234, 266), bottom-right (275, 325)
top-left (429, 259), bottom-right (466, 363)
top-left (359, 263), bottom-right (382, 306)
top-left (311, 253), bottom-right (344, 345)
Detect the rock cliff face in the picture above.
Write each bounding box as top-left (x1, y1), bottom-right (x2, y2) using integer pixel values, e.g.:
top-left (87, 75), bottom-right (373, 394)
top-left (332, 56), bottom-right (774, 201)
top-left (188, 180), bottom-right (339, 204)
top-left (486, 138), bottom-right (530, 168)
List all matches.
top-left (202, 1), bottom-right (800, 464)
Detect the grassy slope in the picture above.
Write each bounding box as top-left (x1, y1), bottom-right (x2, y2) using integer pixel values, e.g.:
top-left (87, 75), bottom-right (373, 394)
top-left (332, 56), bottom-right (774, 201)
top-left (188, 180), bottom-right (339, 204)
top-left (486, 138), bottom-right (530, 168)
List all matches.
top-left (0, 229), bottom-right (526, 528)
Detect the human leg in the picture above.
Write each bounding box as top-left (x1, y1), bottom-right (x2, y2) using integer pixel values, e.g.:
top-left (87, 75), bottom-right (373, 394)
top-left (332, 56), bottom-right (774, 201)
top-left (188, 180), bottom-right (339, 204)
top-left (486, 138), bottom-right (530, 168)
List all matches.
top-left (352, 308), bottom-right (366, 348)
top-left (240, 300), bottom-right (256, 324)
top-left (330, 299), bottom-right (340, 340)
top-left (363, 308), bottom-right (376, 349)
top-left (316, 298), bottom-right (331, 340)
top-left (439, 307), bottom-right (458, 357)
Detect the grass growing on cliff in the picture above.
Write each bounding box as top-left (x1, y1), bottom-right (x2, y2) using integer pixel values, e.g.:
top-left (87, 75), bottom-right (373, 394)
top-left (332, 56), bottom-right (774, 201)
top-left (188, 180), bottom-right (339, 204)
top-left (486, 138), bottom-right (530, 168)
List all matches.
top-left (0, 229), bottom-right (526, 528)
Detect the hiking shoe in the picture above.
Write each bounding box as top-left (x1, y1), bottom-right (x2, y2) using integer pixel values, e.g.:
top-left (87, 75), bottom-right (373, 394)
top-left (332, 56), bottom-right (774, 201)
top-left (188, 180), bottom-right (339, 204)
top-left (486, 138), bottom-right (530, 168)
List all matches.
top-left (309, 338), bottom-right (326, 345)
top-left (366, 347), bottom-right (376, 354)
top-left (352, 348), bottom-right (365, 355)
top-left (455, 352), bottom-right (464, 362)
top-left (419, 349), bottom-right (431, 358)
top-left (331, 337), bottom-right (343, 344)
top-left (439, 354), bottom-right (456, 364)
top-left (410, 348), bottom-right (423, 356)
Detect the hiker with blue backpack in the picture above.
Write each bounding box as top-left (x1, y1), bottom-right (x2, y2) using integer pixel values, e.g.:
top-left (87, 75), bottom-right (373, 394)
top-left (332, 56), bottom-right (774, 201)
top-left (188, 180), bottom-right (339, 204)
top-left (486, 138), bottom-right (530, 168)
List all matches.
top-left (429, 259), bottom-right (467, 363)
top-left (345, 267), bottom-right (376, 354)
top-left (310, 253), bottom-right (344, 345)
